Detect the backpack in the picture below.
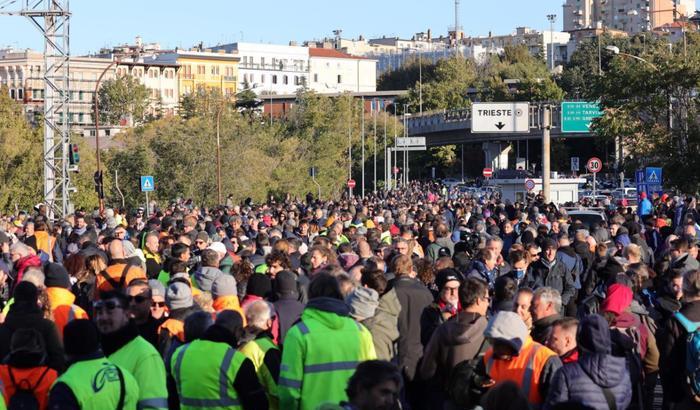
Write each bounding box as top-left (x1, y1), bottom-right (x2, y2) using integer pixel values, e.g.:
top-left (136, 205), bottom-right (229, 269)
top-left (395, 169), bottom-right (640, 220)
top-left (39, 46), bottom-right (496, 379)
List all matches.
top-left (7, 367), bottom-right (50, 410)
top-left (673, 312), bottom-right (700, 400)
top-left (447, 338), bottom-right (489, 409)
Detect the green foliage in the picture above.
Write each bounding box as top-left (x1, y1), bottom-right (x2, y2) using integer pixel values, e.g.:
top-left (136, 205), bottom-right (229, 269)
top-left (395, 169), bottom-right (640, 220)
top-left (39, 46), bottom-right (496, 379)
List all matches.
top-left (572, 32), bottom-right (700, 191)
top-left (405, 56), bottom-right (477, 111)
top-left (97, 75), bottom-right (150, 125)
top-left (480, 45), bottom-right (564, 102)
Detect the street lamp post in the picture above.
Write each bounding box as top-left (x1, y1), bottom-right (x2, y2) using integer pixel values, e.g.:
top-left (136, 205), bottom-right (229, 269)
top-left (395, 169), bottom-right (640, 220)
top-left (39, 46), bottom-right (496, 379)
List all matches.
top-left (547, 14), bottom-right (557, 71)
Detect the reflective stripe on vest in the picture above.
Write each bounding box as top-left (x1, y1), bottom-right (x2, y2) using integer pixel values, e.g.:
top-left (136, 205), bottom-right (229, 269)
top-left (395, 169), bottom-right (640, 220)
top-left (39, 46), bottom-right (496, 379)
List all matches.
top-left (174, 343), bottom-right (241, 408)
top-left (137, 397), bottom-right (169, 410)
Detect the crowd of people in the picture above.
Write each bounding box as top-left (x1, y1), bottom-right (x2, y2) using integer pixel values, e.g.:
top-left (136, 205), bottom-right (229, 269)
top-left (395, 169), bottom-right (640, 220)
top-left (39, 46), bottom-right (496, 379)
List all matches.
top-left (0, 182), bottom-right (697, 410)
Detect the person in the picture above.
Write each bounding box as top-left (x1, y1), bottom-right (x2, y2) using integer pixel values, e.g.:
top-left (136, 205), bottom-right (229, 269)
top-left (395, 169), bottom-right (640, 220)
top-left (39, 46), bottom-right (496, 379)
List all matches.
top-left (44, 263), bottom-right (88, 338)
top-left (420, 268), bottom-right (463, 346)
top-left (170, 310), bottom-right (268, 410)
top-left (48, 319), bottom-right (140, 409)
top-left (211, 274), bottom-right (245, 319)
top-left (95, 291), bottom-right (168, 410)
top-left (125, 279), bottom-right (163, 347)
top-left (526, 239), bottom-right (575, 309)
top-left (149, 279), bottom-right (168, 321)
top-left (271, 270), bottom-right (304, 345)
top-left (358, 270), bottom-right (401, 362)
top-left (97, 238), bottom-right (147, 296)
top-left (142, 231), bottom-right (163, 279)
top-left (544, 314), bottom-right (632, 410)
top-left (478, 311), bottom-right (562, 407)
top-left (466, 248), bottom-right (500, 289)
top-left (158, 281), bottom-right (200, 356)
top-left (480, 381), bottom-right (531, 410)
top-left (530, 287), bottom-right (562, 345)
top-left (319, 360), bottom-right (402, 410)
top-left (279, 273), bottom-right (376, 410)
top-left (639, 192), bottom-right (653, 217)
top-left (420, 278), bottom-right (490, 398)
top-left (669, 238), bottom-right (700, 276)
top-left (0, 329), bottom-right (58, 409)
top-left (0, 282), bottom-right (64, 372)
top-left (658, 269), bottom-right (700, 409)
top-left (193, 248), bottom-right (223, 292)
top-left (514, 287), bottom-right (534, 330)
top-left (546, 317), bottom-right (579, 364)
top-left (240, 300), bottom-right (281, 410)
top-left (390, 254), bottom-right (433, 389)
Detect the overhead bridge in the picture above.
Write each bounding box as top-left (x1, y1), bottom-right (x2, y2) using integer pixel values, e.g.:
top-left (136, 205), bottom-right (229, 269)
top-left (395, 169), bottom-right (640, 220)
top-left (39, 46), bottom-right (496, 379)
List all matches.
top-left (405, 103), bottom-right (593, 147)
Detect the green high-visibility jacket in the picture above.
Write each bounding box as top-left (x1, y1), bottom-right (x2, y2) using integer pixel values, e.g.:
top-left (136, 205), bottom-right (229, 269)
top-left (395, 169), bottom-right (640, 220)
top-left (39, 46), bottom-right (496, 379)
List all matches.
top-left (279, 305), bottom-right (377, 410)
top-left (108, 335), bottom-right (168, 410)
top-left (240, 336), bottom-right (279, 410)
top-left (171, 339), bottom-right (247, 410)
top-left (52, 357), bottom-right (139, 410)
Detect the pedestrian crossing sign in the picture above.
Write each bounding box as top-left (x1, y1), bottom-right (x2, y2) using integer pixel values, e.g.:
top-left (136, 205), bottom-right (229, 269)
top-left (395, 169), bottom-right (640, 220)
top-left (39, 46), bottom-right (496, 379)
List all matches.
top-left (140, 176), bottom-right (154, 192)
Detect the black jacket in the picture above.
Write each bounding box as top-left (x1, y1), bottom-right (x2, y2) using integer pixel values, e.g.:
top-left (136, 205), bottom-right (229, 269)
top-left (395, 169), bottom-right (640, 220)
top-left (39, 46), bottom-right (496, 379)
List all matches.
top-left (658, 299), bottom-right (700, 404)
top-left (0, 301), bottom-right (65, 372)
top-left (391, 275), bottom-right (434, 381)
top-left (526, 259), bottom-right (576, 306)
top-left (531, 314), bottom-right (561, 345)
top-left (272, 296), bottom-right (304, 345)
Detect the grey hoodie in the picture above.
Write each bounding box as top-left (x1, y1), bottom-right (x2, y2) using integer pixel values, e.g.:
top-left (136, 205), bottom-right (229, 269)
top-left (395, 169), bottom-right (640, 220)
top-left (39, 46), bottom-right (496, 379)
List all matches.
top-left (194, 266), bottom-right (223, 292)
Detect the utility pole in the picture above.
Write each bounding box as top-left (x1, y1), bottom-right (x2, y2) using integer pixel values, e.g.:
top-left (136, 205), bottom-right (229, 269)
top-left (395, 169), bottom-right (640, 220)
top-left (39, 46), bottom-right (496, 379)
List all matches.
top-left (393, 104), bottom-right (398, 190)
top-left (373, 102), bottom-right (377, 192)
top-left (542, 105), bottom-right (552, 202)
top-left (348, 106), bottom-right (353, 197)
top-left (361, 97), bottom-right (365, 198)
top-left (384, 109), bottom-right (387, 188)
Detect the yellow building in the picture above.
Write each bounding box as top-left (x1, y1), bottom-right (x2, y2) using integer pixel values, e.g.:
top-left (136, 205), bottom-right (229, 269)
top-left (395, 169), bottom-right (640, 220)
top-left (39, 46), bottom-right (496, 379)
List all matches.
top-left (155, 49), bottom-right (240, 98)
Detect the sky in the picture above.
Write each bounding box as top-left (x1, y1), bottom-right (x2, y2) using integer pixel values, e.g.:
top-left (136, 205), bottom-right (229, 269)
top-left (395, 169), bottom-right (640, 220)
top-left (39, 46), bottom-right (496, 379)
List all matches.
top-left (0, 0), bottom-right (698, 55)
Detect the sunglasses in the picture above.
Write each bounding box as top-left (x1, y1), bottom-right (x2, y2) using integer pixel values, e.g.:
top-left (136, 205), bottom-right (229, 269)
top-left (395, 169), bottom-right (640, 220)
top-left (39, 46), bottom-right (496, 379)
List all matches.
top-left (151, 301), bottom-right (166, 308)
top-left (93, 300), bottom-right (123, 313)
top-left (128, 295), bottom-right (149, 304)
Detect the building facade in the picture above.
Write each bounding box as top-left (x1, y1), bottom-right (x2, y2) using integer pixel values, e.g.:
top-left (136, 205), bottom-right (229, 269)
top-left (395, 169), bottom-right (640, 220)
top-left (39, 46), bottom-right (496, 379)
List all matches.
top-left (210, 42), bottom-right (309, 95)
top-left (563, 0), bottom-right (695, 34)
top-left (155, 49), bottom-right (239, 98)
top-left (115, 58), bottom-right (180, 117)
top-left (0, 48), bottom-right (124, 136)
top-left (308, 48), bottom-right (376, 93)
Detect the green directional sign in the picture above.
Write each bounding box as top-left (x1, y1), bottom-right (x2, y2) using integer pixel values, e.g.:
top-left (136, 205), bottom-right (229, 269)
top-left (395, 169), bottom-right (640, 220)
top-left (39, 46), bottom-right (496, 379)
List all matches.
top-left (561, 101), bottom-right (602, 133)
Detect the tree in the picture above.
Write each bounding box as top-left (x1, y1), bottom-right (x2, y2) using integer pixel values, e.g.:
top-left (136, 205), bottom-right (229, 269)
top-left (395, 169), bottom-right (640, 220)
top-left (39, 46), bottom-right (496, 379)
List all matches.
top-left (97, 75), bottom-right (149, 125)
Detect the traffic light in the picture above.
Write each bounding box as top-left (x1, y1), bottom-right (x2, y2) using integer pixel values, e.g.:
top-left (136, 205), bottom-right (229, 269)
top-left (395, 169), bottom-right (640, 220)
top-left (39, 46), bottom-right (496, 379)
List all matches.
top-left (94, 170), bottom-right (104, 199)
top-left (68, 143), bottom-right (80, 165)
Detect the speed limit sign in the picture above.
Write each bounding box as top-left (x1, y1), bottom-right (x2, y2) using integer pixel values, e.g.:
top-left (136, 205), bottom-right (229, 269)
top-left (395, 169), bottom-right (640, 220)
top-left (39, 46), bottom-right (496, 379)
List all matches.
top-left (586, 157), bottom-right (603, 174)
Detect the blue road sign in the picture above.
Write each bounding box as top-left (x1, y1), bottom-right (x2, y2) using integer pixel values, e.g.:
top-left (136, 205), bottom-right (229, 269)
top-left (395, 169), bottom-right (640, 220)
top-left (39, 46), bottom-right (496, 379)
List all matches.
top-left (140, 176), bottom-right (154, 192)
top-left (645, 167), bottom-right (662, 185)
top-left (636, 168), bottom-right (663, 198)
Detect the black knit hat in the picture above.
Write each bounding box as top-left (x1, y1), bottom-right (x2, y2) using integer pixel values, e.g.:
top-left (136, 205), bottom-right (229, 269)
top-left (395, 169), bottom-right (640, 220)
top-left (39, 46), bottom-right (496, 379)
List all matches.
top-left (63, 319), bottom-right (100, 357)
top-left (13, 281), bottom-right (38, 303)
top-left (273, 270), bottom-right (298, 297)
top-left (45, 263), bottom-right (71, 289)
top-left (246, 274), bottom-right (272, 297)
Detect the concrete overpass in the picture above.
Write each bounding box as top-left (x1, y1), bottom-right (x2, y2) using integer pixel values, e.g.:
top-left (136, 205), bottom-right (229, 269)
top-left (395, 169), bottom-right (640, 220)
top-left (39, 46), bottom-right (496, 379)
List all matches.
top-left (405, 103), bottom-right (593, 146)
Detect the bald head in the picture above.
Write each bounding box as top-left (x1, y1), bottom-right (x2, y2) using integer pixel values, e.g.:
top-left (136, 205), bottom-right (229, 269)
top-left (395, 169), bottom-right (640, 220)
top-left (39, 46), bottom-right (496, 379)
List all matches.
top-left (108, 239), bottom-right (126, 259)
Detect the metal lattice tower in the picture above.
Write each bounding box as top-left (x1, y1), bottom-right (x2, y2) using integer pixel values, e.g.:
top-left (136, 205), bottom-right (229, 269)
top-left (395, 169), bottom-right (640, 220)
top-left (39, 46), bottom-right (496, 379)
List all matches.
top-left (0, 0), bottom-right (71, 219)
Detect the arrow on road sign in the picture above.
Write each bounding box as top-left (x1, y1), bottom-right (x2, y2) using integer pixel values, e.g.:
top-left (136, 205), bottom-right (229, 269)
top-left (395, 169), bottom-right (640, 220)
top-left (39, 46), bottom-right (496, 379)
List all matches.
top-left (495, 122), bottom-right (506, 130)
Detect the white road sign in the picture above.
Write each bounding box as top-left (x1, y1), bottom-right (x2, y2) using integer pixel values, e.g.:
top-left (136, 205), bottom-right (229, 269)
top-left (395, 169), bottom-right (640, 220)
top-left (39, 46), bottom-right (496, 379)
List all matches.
top-left (397, 137), bottom-right (426, 147)
top-left (471, 102), bottom-right (530, 133)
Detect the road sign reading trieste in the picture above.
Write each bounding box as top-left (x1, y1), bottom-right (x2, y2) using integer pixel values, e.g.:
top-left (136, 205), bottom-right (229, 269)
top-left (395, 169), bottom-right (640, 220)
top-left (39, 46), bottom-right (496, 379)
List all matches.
top-left (471, 102), bottom-right (530, 133)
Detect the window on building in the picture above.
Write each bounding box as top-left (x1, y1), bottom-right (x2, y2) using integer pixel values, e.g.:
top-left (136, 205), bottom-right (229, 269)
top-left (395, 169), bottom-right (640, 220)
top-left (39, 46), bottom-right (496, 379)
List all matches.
top-left (314, 73), bottom-right (318, 82)
top-left (79, 113), bottom-right (84, 123)
top-left (197, 65), bottom-right (206, 75)
top-left (337, 75), bottom-right (342, 84)
top-left (261, 74), bottom-right (266, 83)
top-left (283, 75), bottom-right (288, 85)
top-left (250, 74), bottom-right (255, 83)
top-left (272, 75), bottom-right (277, 84)
top-left (79, 91), bottom-right (84, 101)
top-left (211, 66), bottom-right (219, 75)
top-left (243, 56), bottom-right (248, 65)
top-left (260, 57), bottom-right (265, 66)
top-left (294, 76), bottom-right (299, 86)
top-left (17, 89), bottom-right (23, 100)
